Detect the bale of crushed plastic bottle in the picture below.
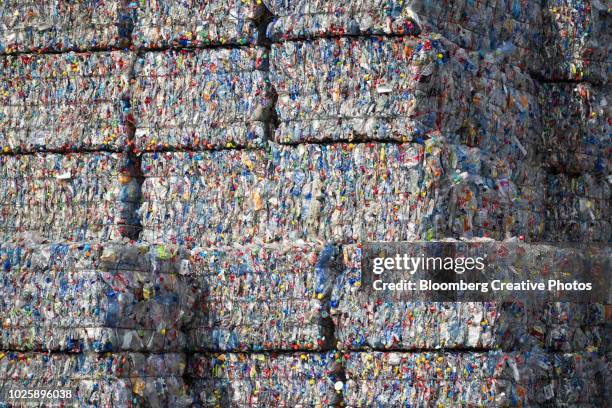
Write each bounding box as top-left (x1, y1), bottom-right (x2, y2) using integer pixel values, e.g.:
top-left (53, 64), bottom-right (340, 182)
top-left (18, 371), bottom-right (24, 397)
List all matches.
top-left (0, 242), bottom-right (198, 352)
top-left (331, 244), bottom-right (610, 351)
top-left (342, 351), bottom-right (608, 406)
top-left (186, 242), bottom-right (339, 351)
top-left (0, 52), bottom-right (134, 153)
top-left (541, 0), bottom-right (610, 83)
top-left (0, 153), bottom-right (138, 242)
top-left (0, 352), bottom-right (192, 407)
top-left (540, 83), bottom-right (610, 175)
top-left (131, 0), bottom-right (266, 48)
top-left (0, 1), bottom-right (132, 53)
top-left (268, 140), bottom-right (545, 243)
top-left (265, 0), bottom-right (543, 70)
top-left (187, 352), bottom-right (342, 407)
top-left (270, 35), bottom-right (541, 150)
top-left (139, 149), bottom-right (268, 247)
top-left (132, 47), bottom-right (272, 151)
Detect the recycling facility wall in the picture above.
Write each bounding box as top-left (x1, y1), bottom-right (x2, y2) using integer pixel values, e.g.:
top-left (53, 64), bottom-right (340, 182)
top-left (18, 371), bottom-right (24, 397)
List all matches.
top-left (0, 1), bottom-right (609, 406)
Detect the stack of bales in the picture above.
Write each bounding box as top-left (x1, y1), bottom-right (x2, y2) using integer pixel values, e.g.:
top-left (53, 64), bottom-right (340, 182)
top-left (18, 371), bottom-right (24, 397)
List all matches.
top-left (130, 1), bottom-right (344, 403)
top-left (0, 4), bottom-right (190, 404)
top-left (539, 0), bottom-right (610, 242)
top-left (0, 1), bottom-right (608, 405)
top-left (260, 1), bottom-right (609, 405)
top-left (0, 51), bottom-right (139, 241)
top-left (0, 242), bottom-right (195, 405)
top-left (266, 2), bottom-right (546, 244)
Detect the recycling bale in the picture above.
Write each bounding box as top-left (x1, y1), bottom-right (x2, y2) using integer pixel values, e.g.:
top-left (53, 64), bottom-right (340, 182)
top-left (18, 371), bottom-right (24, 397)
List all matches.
top-left (0, 153), bottom-right (138, 242)
top-left (0, 52), bottom-right (134, 153)
top-left (0, 352), bottom-right (191, 407)
top-left (268, 140), bottom-right (545, 244)
top-left (540, 83), bottom-right (610, 175)
top-left (0, 1), bottom-right (132, 53)
top-left (131, 0), bottom-right (266, 48)
top-left (132, 47), bottom-right (272, 151)
top-left (269, 35), bottom-right (542, 158)
top-left (0, 242), bottom-right (197, 352)
top-left (139, 149), bottom-right (268, 247)
top-left (541, 0), bottom-right (610, 83)
top-left (187, 242), bottom-right (339, 351)
top-left (331, 244), bottom-right (610, 351)
top-left (265, 0), bottom-right (543, 70)
top-left (342, 351), bottom-right (608, 406)
top-left (187, 352), bottom-right (342, 407)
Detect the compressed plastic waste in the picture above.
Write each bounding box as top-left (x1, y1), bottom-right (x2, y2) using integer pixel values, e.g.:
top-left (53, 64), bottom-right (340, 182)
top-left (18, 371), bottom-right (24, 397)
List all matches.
top-left (267, 142), bottom-right (424, 243)
top-left (421, 138), bottom-right (546, 241)
top-left (540, 83), bottom-right (610, 175)
top-left (342, 351), bottom-right (608, 406)
top-left (331, 244), bottom-right (496, 350)
top-left (0, 1), bottom-right (132, 54)
top-left (139, 150), bottom-right (268, 247)
top-left (541, 0), bottom-right (610, 83)
top-left (0, 52), bottom-right (134, 153)
top-left (131, 0), bottom-right (265, 48)
top-left (546, 178), bottom-right (610, 223)
top-left (545, 218), bottom-right (611, 242)
top-left (270, 36), bottom-right (466, 143)
top-left (0, 153), bottom-right (138, 242)
top-left (331, 244), bottom-right (610, 351)
top-left (270, 35), bottom-right (541, 153)
top-left (0, 352), bottom-right (191, 407)
top-left (132, 47), bottom-right (272, 151)
top-left (140, 145), bottom-right (545, 246)
top-left (187, 242), bottom-right (339, 351)
top-left (0, 242), bottom-right (197, 352)
top-left (264, 0), bottom-right (543, 70)
top-left (268, 140), bottom-right (545, 243)
top-left (187, 352), bottom-right (342, 407)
